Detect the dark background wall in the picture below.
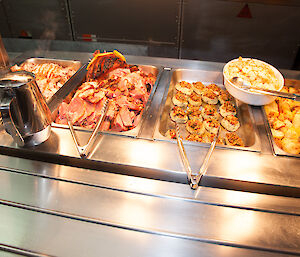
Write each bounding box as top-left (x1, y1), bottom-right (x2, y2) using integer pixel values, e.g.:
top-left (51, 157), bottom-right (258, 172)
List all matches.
top-left (1, 0), bottom-right (299, 69)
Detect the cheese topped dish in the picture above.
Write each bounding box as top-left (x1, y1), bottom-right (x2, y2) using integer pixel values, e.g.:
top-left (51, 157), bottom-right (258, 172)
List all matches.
top-left (224, 57), bottom-right (281, 91)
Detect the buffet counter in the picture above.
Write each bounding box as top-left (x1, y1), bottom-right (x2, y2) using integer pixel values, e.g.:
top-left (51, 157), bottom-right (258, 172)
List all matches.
top-left (0, 51), bottom-right (299, 257)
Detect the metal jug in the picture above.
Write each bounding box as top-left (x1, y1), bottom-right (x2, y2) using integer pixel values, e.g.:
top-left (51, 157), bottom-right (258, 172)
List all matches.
top-left (0, 71), bottom-right (52, 147)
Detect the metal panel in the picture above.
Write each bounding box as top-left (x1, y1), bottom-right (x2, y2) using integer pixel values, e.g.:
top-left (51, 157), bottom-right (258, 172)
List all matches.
top-left (1, 205), bottom-right (295, 257)
top-left (181, 0), bottom-right (300, 69)
top-left (0, 0), bottom-right (11, 37)
top-left (2, 0), bottom-right (72, 40)
top-left (1, 169), bottom-right (300, 256)
top-left (69, 0), bottom-right (180, 46)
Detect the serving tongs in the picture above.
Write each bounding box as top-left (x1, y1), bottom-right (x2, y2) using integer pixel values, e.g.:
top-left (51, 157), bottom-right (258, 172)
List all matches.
top-left (66, 99), bottom-right (109, 158)
top-left (231, 77), bottom-right (300, 101)
top-left (175, 123), bottom-right (221, 190)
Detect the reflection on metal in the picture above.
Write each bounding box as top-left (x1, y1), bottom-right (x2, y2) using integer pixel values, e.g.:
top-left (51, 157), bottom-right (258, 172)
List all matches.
top-left (67, 99), bottom-right (109, 158)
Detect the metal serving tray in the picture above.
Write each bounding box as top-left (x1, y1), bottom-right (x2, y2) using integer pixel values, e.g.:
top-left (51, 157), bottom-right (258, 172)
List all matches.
top-left (154, 69), bottom-right (261, 152)
top-left (52, 64), bottom-right (163, 138)
top-left (262, 79), bottom-right (300, 158)
top-left (19, 57), bottom-right (82, 71)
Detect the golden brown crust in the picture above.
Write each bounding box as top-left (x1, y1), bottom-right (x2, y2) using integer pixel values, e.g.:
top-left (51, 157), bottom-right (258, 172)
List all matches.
top-left (170, 106), bottom-right (188, 123)
top-left (221, 115), bottom-right (240, 132)
top-left (188, 92), bottom-right (202, 106)
top-left (201, 105), bottom-right (219, 120)
top-left (206, 84), bottom-right (221, 95)
top-left (186, 119), bottom-right (205, 135)
top-left (186, 134), bottom-right (204, 142)
top-left (225, 132), bottom-right (244, 147)
top-left (219, 102), bottom-right (237, 117)
top-left (203, 117), bottom-right (219, 134)
top-left (175, 81), bottom-right (193, 95)
top-left (191, 81), bottom-right (206, 95)
top-left (218, 90), bottom-right (233, 104)
top-left (202, 89), bottom-right (218, 104)
top-left (172, 91), bottom-right (188, 107)
top-left (187, 106), bottom-right (202, 121)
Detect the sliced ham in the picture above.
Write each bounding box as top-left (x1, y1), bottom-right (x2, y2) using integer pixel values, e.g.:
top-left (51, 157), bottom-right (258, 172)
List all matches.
top-left (106, 102), bottom-right (117, 120)
top-left (119, 106), bottom-right (133, 127)
top-left (130, 88), bottom-right (145, 100)
top-left (55, 102), bottom-right (69, 124)
top-left (88, 90), bottom-right (105, 103)
top-left (67, 97), bottom-right (85, 124)
top-left (55, 65), bottom-right (156, 132)
top-left (108, 68), bottom-right (131, 80)
top-left (101, 119), bottom-right (111, 131)
top-left (111, 113), bottom-right (126, 132)
top-left (115, 95), bottom-right (128, 107)
top-left (78, 88), bottom-right (95, 99)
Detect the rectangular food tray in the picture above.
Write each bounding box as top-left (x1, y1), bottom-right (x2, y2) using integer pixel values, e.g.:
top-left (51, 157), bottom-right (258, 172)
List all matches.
top-left (154, 68), bottom-right (261, 152)
top-left (262, 79), bottom-right (300, 158)
top-left (18, 57), bottom-right (82, 70)
top-left (51, 64), bottom-right (163, 138)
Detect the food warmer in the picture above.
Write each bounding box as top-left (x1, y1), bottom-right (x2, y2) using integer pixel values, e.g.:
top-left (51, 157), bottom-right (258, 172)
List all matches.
top-left (0, 50), bottom-right (299, 257)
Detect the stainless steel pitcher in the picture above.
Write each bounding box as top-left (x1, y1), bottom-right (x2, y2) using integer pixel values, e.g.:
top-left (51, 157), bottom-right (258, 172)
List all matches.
top-left (0, 71), bottom-right (52, 146)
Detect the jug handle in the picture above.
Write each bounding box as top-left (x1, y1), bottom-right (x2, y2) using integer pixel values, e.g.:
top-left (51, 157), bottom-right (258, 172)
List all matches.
top-left (0, 96), bottom-right (25, 147)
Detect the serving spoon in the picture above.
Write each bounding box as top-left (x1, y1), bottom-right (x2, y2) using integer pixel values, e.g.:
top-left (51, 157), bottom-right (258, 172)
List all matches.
top-left (231, 77), bottom-right (300, 101)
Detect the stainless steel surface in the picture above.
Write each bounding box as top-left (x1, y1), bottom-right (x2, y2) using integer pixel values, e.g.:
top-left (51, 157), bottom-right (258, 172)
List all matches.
top-left (195, 126), bottom-right (221, 187)
top-left (0, 71), bottom-right (52, 146)
top-left (181, 0), bottom-right (300, 69)
top-left (1, 160), bottom-right (300, 256)
top-left (0, 51), bottom-right (299, 199)
top-left (67, 99), bottom-right (109, 158)
top-left (155, 68), bottom-right (261, 152)
top-left (69, 0), bottom-right (179, 46)
top-left (2, 0), bottom-right (73, 40)
top-left (175, 123), bottom-right (193, 186)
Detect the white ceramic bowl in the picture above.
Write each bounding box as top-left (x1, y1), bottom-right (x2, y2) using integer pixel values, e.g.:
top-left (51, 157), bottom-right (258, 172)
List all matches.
top-left (223, 58), bottom-right (284, 106)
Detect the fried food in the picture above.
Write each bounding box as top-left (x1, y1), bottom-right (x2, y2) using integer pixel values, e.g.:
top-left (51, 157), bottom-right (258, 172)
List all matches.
top-left (265, 94), bottom-right (300, 155)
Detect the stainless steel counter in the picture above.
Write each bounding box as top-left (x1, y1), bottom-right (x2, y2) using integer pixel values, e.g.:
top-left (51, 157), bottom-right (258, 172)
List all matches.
top-left (0, 51), bottom-right (300, 257)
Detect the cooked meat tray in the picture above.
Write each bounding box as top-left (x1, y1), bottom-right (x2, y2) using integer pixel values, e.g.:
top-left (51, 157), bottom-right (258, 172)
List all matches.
top-left (154, 69), bottom-right (261, 152)
top-left (52, 64), bottom-right (162, 138)
top-left (11, 58), bottom-right (82, 101)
